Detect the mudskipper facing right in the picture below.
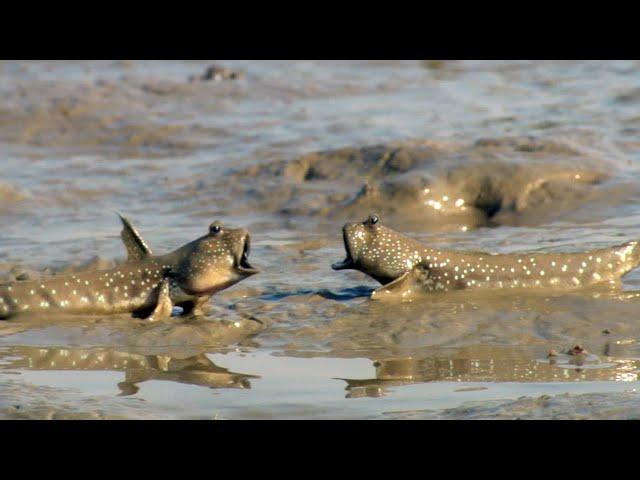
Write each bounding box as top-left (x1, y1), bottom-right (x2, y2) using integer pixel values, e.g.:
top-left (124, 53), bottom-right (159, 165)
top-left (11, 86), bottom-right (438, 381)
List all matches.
top-left (0, 216), bottom-right (259, 320)
top-left (332, 215), bottom-right (640, 300)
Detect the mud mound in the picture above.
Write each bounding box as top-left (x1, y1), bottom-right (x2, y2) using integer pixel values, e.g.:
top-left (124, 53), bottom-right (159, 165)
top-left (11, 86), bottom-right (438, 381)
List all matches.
top-left (232, 137), bottom-right (615, 230)
top-left (278, 144), bottom-right (439, 182)
top-left (472, 136), bottom-right (583, 155)
top-left (335, 161), bottom-right (608, 228)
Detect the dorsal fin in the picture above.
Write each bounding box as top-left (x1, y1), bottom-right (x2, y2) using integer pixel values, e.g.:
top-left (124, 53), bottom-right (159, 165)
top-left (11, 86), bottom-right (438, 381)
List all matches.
top-left (117, 213), bottom-right (153, 262)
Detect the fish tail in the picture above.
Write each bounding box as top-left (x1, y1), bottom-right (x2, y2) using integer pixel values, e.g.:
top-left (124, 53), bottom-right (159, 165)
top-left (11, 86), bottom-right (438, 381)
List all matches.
top-left (611, 240), bottom-right (640, 276)
top-left (629, 240), bottom-right (640, 269)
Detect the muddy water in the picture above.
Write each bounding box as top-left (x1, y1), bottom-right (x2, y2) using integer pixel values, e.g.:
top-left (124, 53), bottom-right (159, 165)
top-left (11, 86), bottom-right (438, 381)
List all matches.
top-left (3, 60), bottom-right (640, 419)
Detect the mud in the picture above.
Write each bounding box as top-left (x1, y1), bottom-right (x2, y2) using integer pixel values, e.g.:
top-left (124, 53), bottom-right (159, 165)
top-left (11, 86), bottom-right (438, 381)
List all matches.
top-left (383, 392), bottom-right (640, 420)
top-left (230, 139), bottom-right (638, 232)
top-left (3, 61), bottom-right (640, 419)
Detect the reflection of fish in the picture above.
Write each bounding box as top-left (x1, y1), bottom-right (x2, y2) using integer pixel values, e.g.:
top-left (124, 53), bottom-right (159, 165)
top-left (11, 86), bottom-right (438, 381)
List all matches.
top-left (338, 346), bottom-right (639, 399)
top-left (0, 215), bottom-right (258, 320)
top-left (333, 215), bottom-right (640, 299)
top-left (0, 346), bottom-right (259, 395)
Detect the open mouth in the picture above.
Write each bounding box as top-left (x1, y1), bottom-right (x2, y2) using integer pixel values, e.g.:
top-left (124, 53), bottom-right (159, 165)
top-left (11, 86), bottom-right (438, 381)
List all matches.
top-left (238, 235), bottom-right (259, 274)
top-left (331, 227), bottom-right (356, 270)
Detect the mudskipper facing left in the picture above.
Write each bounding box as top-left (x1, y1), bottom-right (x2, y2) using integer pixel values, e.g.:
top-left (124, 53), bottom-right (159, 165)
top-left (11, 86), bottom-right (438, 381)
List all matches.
top-left (0, 215), bottom-right (259, 320)
top-left (332, 214), bottom-right (640, 300)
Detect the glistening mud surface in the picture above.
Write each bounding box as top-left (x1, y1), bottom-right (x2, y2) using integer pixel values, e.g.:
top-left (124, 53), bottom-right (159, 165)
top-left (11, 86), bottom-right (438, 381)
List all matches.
top-left (3, 61), bottom-right (640, 419)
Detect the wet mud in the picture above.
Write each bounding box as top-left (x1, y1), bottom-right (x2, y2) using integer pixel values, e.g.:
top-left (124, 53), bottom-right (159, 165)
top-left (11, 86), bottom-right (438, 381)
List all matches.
top-left (3, 61), bottom-right (640, 418)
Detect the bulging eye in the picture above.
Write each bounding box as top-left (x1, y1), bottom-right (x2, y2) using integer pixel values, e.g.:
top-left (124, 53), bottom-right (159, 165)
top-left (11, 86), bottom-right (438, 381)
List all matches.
top-left (366, 214), bottom-right (379, 226)
top-left (209, 222), bottom-right (223, 235)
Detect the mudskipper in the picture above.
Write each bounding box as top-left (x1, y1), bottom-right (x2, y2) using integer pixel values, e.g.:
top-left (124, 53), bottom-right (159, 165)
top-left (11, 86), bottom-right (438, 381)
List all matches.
top-left (0, 215), bottom-right (259, 320)
top-left (332, 215), bottom-right (640, 300)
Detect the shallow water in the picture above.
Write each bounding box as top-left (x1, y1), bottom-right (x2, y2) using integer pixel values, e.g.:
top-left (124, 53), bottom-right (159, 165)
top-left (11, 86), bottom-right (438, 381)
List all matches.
top-left (2, 60), bottom-right (640, 419)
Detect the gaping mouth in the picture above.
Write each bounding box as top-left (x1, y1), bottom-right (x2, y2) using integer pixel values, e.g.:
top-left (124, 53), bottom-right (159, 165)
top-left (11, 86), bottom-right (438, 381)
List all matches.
top-left (238, 235), bottom-right (259, 274)
top-left (331, 227), bottom-right (356, 270)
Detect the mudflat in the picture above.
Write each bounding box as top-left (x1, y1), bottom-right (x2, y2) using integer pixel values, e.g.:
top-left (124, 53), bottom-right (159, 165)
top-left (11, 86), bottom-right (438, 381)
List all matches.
top-left (2, 60), bottom-right (640, 419)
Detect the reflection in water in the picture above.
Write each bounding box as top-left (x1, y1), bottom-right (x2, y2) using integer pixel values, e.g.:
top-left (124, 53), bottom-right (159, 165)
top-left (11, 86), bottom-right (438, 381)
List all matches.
top-left (257, 286), bottom-right (372, 302)
top-left (0, 347), bottom-right (259, 396)
top-left (338, 346), bottom-right (640, 398)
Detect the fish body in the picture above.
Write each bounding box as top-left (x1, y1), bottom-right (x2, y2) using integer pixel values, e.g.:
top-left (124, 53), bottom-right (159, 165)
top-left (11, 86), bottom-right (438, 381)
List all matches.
top-left (332, 215), bottom-right (640, 298)
top-left (0, 217), bottom-right (258, 319)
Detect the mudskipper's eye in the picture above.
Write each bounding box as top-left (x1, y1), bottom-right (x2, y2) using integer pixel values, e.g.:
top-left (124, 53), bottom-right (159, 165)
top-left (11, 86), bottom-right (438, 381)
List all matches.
top-left (209, 222), bottom-right (223, 235)
top-left (366, 214), bottom-right (379, 226)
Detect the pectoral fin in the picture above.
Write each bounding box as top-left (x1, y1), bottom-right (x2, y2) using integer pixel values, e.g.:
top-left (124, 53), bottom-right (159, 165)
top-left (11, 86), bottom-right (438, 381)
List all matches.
top-left (147, 279), bottom-right (173, 322)
top-left (117, 213), bottom-right (153, 262)
top-left (370, 265), bottom-right (430, 301)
